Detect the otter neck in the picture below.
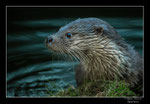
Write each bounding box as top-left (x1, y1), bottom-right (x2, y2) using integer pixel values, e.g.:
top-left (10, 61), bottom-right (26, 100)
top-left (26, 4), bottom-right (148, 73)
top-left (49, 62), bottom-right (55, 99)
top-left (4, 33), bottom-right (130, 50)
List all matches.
top-left (78, 40), bottom-right (132, 82)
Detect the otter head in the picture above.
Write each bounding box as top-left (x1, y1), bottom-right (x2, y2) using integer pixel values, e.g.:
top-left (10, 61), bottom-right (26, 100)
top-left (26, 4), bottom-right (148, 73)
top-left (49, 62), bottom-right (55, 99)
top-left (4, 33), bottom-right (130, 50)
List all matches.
top-left (45, 18), bottom-right (119, 60)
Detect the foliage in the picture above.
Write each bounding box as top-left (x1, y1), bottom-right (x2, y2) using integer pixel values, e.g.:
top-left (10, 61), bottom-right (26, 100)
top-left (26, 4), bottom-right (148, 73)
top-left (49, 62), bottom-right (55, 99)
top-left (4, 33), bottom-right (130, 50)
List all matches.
top-left (47, 80), bottom-right (137, 97)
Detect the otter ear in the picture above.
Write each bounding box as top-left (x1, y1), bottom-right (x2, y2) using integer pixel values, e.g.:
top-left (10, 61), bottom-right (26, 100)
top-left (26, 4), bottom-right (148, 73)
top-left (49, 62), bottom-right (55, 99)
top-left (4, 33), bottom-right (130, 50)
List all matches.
top-left (94, 26), bottom-right (104, 35)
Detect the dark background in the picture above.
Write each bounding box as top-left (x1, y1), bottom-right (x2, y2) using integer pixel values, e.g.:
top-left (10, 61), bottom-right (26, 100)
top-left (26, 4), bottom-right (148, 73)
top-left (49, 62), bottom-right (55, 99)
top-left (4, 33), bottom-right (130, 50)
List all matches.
top-left (6, 7), bottom-right (143, 98)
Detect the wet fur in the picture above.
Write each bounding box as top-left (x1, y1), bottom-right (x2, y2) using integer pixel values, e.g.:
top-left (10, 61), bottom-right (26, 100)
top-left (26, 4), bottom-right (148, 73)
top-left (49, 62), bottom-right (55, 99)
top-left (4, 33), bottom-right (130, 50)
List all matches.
top-left (46, 18), bottom-right (143, 94)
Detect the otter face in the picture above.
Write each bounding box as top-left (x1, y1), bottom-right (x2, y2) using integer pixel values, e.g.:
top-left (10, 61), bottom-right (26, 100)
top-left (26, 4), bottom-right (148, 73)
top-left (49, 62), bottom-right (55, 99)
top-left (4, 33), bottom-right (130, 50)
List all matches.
top-left (45, 18), bottom-right (117, 59)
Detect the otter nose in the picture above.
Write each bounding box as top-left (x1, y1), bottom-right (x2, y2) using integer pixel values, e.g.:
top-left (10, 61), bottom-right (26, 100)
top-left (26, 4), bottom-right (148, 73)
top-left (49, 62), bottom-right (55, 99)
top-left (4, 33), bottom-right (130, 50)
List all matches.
top-left (46, 36), bottom-right (53, 43)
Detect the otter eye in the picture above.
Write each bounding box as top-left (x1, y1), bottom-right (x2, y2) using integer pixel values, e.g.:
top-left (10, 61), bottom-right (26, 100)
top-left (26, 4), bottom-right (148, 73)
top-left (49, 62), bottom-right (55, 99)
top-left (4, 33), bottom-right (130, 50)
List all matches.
top-left (66, 33), bottom-right (72, 38)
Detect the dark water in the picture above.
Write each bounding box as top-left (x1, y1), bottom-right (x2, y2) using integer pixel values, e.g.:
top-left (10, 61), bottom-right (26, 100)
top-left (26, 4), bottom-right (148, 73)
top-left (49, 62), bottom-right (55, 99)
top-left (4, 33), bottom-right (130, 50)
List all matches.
top-left (7, 7), bottom-right (143, 97)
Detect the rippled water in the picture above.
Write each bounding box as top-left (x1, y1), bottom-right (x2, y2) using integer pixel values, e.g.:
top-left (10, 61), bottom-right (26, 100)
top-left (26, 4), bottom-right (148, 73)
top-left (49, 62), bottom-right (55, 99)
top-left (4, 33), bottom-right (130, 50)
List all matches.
top-left (7, 8), bottom-right (143, 97)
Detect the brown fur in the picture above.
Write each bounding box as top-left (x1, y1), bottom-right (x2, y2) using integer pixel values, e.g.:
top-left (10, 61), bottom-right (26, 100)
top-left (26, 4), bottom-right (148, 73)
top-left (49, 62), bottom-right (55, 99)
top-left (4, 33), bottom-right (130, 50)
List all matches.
top-left (45, 18), bottom-right (143, 94)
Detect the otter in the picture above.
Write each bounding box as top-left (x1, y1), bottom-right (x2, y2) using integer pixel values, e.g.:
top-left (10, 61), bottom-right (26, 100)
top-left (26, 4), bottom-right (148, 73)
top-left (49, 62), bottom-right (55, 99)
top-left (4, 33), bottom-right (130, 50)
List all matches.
top-left (45, 18), bottom-right (143, 95)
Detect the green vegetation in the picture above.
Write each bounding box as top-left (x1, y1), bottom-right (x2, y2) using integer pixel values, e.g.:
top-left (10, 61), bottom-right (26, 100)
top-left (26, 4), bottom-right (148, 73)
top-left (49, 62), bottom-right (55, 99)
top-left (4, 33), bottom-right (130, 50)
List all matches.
top-left (47, 80), bottom-right (137, 97)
